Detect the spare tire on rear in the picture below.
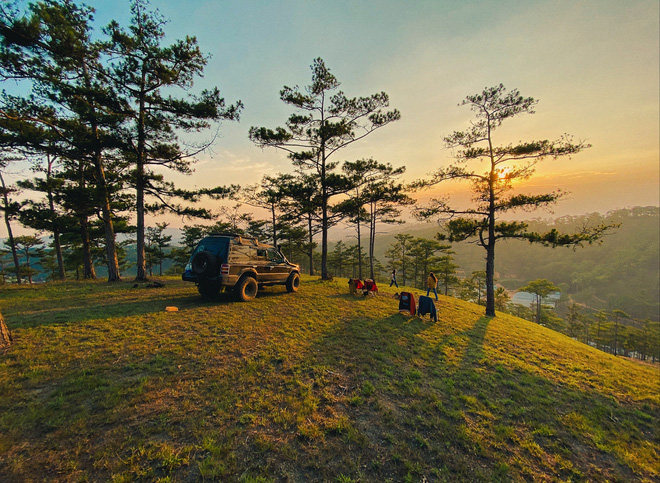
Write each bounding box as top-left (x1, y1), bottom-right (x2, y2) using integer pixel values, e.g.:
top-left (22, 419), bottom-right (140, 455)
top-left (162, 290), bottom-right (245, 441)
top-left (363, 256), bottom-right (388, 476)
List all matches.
top-left (191, 250), bottom-right (217, 277)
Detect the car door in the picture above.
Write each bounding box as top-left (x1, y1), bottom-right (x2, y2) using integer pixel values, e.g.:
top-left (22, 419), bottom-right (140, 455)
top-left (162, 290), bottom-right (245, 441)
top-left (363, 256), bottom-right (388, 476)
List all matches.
top-left (253, 247), bottom-right (272, 282)
top-left (266, 247), bottom-right (289, 282)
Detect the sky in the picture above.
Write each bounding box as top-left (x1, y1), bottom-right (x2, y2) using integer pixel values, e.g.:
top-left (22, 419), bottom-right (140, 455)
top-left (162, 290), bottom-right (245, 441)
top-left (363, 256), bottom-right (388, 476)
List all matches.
top-left (2, 0), bottom-right (659, 237)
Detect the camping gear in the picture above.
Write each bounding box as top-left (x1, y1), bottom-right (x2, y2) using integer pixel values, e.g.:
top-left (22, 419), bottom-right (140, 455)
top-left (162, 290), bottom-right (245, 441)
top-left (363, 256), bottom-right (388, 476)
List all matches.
top-left (418, 296), bottom-right (437, 322)
top-left (364, 279), bottom-right (378, 296)
top-left (398, 291), bottom-right (416, 315)
top-left (349, 278), bottom-right (365, 295)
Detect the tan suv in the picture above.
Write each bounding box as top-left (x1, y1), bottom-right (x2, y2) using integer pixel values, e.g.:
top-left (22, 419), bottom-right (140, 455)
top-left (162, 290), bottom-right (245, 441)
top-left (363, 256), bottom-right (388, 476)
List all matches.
top-left (182, 234), bottom-right (300, 301)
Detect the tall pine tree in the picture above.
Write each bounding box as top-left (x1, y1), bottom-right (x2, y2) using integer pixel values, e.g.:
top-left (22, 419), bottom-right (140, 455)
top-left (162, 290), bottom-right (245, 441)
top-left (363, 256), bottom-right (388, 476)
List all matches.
top-left (417, 85), bottom-right (613, 316)
top-left (250, 58), bottom-right (400, 279)
top-left (104, 0), bottom-right (242, 281)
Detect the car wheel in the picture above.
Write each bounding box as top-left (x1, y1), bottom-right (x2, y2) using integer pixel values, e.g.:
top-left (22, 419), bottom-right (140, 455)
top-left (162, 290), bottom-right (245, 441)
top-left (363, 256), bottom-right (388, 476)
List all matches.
top-left (191, 250), bottom-right (217, 277)
top-left (198, 281), bottom-right (220, 300)
top-left (285, 272), bottom-right (300, 293)
top-left (235, 276), bottom-right (258, 302)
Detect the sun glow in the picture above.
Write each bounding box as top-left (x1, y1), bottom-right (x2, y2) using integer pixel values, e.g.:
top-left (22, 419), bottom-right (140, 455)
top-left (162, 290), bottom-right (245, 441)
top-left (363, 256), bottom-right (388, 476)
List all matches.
top-left (496, 168), bottom-right (511, 180)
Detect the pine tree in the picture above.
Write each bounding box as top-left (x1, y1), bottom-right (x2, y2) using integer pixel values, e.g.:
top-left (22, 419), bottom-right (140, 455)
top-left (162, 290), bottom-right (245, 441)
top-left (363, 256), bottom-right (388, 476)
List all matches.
top-left (0, 0), bottom-right (126, 281)
top-left (417, 85), bottom-right (613, 316)
top-left (250, 58), bottom-right (400, 280)
top-left (104, 0), bottom-right (242, 281)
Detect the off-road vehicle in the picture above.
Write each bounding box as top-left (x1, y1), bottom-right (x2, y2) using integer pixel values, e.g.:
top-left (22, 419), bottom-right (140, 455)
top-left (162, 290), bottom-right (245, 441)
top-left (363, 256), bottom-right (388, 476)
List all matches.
top-left (182, 234), bottom-right (300, 301)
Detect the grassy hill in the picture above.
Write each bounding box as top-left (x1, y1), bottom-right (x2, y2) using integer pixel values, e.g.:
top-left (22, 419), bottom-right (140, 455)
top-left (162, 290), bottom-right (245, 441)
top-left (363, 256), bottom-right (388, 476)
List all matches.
top-left (0, 276), bottom-right (657, 482)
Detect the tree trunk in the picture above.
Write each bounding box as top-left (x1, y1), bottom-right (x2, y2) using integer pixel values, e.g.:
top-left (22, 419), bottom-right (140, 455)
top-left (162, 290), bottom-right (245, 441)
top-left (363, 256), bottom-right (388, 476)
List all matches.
top-left (613, 319), bottom-right (619, 356)
top-left (76, 162), bottom-right (96, 279)
top-left (485, 124), bottom-right (496, 317)
top-left (136, 174), bottom-right (147, 281)
top-left (0, 311), bottom-right (12, 350)
top-left (271, 204), bottom-right (277, 247)
top-left (45, 158), bottom-right (66, 280)
top-left (25, 252), bottom-right (32, 284)
top-left (94, 153), bottom-right (121, 282)
top-left (369, 202), bottom-right (376, 280)
top-left (321, 197), bottom-right (329, 280)
top-left (135, 85), bottom-right (148, 282)
top-left (401, 244), bottom-right (406, 286)
top-left (53, 230), bottom-right (66, 280)
top-left (320, 140), bottom-right (329, 280)
top-left (307, 213), bottom-right (314, 276)
top-left (0, 173), bottom-right (22, 284)
top-left (357, 218), bottom-right (362, 280)
top-left (485, 238), bottom-right (496, 317)
top-left (79, 215), bottom-right (96, 280)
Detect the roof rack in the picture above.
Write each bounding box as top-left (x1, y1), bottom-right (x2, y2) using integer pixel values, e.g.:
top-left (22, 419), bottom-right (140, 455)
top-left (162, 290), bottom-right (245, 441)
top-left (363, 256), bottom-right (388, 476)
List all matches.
top-left (207, 233), bottom-right (264, 246)
top-left (208, 233), bottom-right (247, 238)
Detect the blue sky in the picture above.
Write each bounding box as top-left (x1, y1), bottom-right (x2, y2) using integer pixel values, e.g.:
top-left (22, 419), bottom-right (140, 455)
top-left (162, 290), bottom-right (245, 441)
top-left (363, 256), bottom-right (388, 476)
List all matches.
top-left (3, 0), bottom-right (659, 235)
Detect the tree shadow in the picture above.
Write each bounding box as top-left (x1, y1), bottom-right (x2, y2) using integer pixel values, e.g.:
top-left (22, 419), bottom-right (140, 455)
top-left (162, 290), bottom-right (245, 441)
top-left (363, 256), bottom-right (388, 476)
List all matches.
top-left (273, 312), bottom-right (652, 482)
top-left (5, 294), bottom-right (207, 328)
top-left (3, 281), bottom-right (305, 329)
top-left (460, 316), bottom-right (492, 368)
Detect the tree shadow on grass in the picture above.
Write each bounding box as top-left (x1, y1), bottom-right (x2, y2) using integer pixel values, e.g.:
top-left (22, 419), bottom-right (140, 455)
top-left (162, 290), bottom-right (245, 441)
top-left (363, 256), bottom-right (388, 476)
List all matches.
top-left (460, 316), bottom-right (491, 368)
top-left (5, 283), bottom-right (307, 329)
top-left (260, 312), bottom-right (656, 483)
top-left (4, 292), bottom-right (219, 329)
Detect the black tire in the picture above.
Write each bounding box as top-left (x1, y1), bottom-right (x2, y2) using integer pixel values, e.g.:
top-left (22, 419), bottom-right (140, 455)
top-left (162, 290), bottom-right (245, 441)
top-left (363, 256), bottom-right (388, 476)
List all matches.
top-left (198, 281), bottom-right (220, 300)
top-left (191, 250), bottom-right (217, 277)
top-left (285, 272), bottom-right (300, 293)
top-left (235, 276), bottom-right (258, 302)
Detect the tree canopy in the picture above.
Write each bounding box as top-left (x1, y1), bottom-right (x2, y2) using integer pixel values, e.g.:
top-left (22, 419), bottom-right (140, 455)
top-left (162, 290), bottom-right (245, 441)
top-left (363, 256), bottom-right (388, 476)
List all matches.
top-left (250, 58), bottom-right (400, 280)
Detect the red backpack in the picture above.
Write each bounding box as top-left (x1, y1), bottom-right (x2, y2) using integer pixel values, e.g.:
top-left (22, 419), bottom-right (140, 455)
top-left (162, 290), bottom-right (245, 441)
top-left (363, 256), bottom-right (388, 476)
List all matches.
top-left (398, 291), bottom-right (416, 315)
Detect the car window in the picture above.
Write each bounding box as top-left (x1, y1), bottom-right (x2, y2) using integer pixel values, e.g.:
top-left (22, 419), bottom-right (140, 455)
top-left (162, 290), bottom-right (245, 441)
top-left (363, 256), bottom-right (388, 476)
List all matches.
top-left (229, 244), bottom-right (254, 263)
top-left (192, 238), bottom-right (229, 259)
top-left (267, 248), bottom-right (284, 262)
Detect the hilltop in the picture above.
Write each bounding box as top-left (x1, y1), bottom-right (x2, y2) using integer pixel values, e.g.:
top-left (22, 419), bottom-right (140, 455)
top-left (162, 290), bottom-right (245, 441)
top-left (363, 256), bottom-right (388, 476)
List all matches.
top-left (0, 276), bottom-right (657, 482)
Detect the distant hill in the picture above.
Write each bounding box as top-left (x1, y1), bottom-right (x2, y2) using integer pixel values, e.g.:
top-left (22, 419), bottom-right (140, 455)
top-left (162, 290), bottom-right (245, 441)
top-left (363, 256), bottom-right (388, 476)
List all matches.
top-left (366, 207), bottom-right (659, 320)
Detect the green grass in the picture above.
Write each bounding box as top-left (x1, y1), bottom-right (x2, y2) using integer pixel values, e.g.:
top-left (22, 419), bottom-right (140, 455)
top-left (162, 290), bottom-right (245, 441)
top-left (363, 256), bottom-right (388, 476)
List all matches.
top-left (0, 276), bottom-right (658, 482)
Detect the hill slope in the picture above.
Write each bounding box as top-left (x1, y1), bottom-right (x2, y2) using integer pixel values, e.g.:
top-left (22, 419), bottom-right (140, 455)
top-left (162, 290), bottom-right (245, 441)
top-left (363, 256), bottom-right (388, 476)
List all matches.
top-left (0, 277), bottom-right (657, 482)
